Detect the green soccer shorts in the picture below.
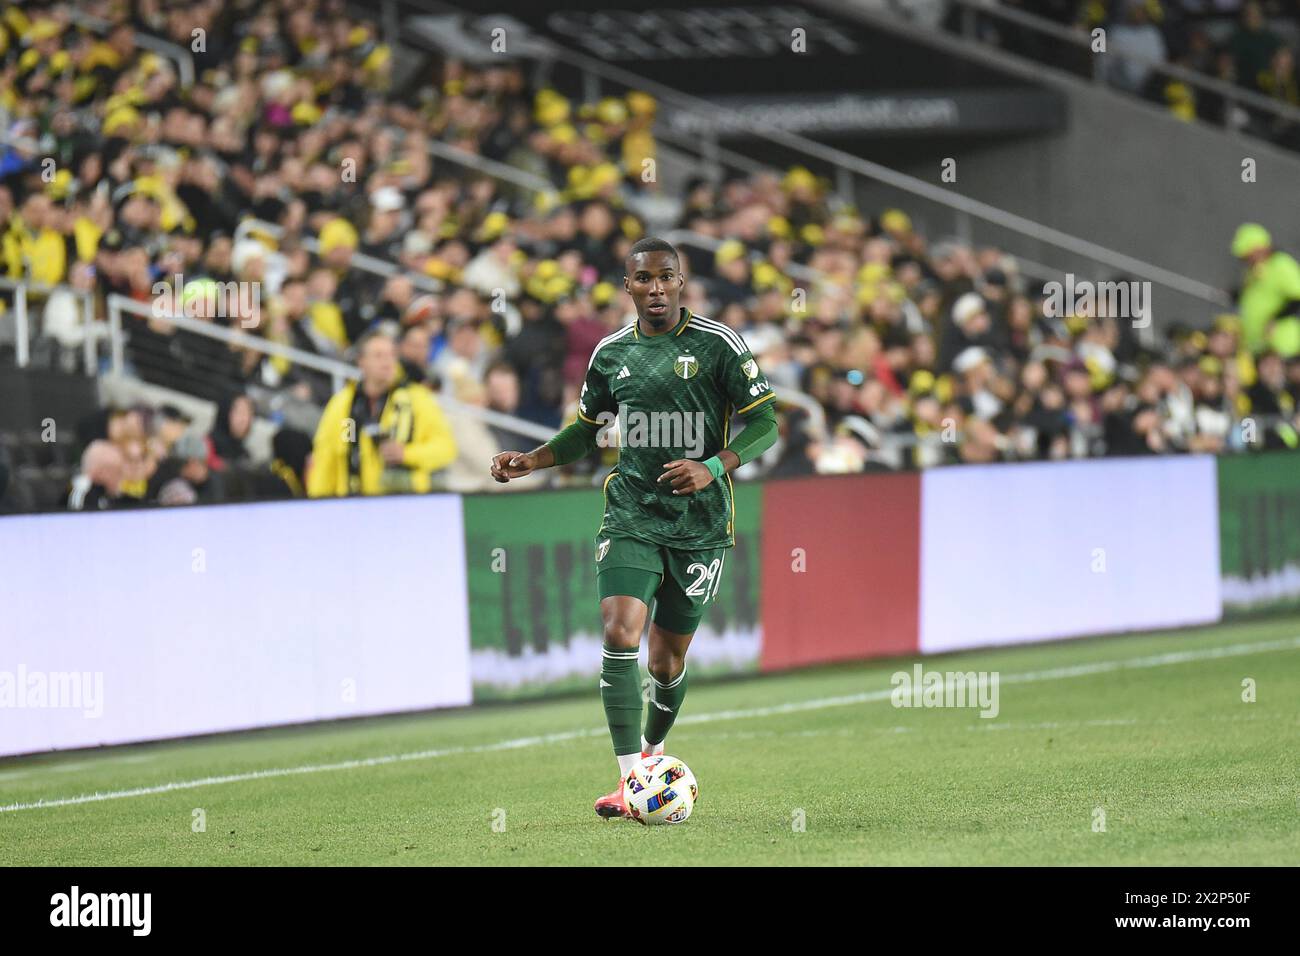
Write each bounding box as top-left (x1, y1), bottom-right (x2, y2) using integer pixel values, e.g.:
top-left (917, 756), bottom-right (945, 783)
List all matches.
top-left (594, 534), bottom-right (727, 634)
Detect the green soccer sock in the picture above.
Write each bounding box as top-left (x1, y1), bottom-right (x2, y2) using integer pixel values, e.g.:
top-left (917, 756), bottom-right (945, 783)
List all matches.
top-left (600, 643), bottom-right (643, 763)
top-left (643, 667), bottom-right (688, 748)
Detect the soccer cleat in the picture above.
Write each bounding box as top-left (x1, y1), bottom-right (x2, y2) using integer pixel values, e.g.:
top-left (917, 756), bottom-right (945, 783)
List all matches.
top-left (594, 780), bottom-right (631, 819)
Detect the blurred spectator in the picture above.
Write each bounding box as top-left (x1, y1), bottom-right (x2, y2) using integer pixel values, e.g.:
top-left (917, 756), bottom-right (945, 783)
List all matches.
top-left (484, 361), bottom-right (526, 451)
top-left (361, 188), bottom-right (407, 262)
top-left (118, 434), bottom-right (155, 502)
top-left (432, 312), bottom-right (490, 389)
top-left (442, 370), bottom-right (507, 492)
top-left (940, 293), bottom-right (1000, 372)
top-left (1230, 1), bottom-right (1284, 93)
top-left (318, 218), bottom-right (371, 344)
top-left (981, 1), bottom-right (1300, 149)
top-left (373, 274), bottom-right (416, 328)
top-left (1103, 2), bottom-right (1168, 95)
top-left (153, 405), bottom-right (192, 458)
top-left (1247, 351), bottom-right (1294, 421)
top-left (308, 331), bottom-right (457, 496)
top-left (157, 477), bottom-right (199, 506)
top-left (147, 431), bottom-right (223, 504)
top-left (67, 440), bottom-right (125, 511)
top-left (245, 427), bottom-right (312, 499)
top-left (399, 323), bottom-right (433, 385)
top-left (1259, 46), bottom-right (1300, 146)
top-left (207, 393), bottom-right (254, 470)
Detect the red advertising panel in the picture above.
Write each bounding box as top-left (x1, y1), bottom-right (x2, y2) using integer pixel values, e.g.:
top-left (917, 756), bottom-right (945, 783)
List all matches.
top-left (760, 473), bottom-right (921, 671)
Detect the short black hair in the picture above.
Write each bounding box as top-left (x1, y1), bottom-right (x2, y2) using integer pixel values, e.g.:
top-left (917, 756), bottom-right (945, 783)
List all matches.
top-left (626, 237), bottom-right (679, 270)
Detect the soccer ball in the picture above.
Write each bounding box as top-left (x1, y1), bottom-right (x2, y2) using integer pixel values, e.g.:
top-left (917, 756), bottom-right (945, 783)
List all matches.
top-left (623, 755), bottom-right (698, 825)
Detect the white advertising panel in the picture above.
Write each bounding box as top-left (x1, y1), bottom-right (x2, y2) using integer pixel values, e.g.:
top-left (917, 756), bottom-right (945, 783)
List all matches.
top-left (920, 457), bottom-right (1221, 654)
top-left (0, 496), bottom-right (470, 756)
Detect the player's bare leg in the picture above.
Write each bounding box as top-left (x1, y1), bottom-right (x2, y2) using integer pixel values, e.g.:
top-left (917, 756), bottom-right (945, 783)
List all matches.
top-left (594, 594), bottom-right (649, 819)
top-left (643, 623), bottom-right (693, 757)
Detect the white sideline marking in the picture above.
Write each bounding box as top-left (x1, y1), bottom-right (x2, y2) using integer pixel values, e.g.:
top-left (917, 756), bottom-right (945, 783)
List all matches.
top-left (678, 711), bottom-right (1280, 742)
top-left (1, 636), bottom-right (1296, 815)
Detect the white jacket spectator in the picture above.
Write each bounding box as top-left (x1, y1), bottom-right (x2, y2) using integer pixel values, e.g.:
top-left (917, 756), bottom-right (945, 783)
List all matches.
top-left (1104, 5), bottom-right (1168, 94)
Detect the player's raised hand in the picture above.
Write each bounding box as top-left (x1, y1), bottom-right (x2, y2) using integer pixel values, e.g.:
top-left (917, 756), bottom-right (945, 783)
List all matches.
top-left (658, 459), bottom-right (713, 495)
top-left (491, 450), bottom-right (537, 483)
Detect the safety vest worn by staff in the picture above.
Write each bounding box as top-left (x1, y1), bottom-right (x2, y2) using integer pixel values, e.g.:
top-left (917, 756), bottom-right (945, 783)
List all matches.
top-left (1237, 232), bottom-right (1300, 357)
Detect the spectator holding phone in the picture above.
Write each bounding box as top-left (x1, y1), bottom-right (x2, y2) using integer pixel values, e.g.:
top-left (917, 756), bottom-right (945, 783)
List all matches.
top-left (307, 331), bottom-right (457, 496)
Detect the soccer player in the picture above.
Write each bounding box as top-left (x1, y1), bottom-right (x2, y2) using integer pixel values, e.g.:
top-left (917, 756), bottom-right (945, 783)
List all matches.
top-left (490, 237), bottom-right (778, 818)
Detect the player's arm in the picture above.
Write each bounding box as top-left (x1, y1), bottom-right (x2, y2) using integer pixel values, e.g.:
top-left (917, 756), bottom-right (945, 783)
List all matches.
top-left (660, 347), bottom-right (778, 494)
top-left (491, 353), bottom-right (612, 482)
top-left (716, 399), bottom-right (778, 470)
top-left (490, 418), bottom-right (601, 481)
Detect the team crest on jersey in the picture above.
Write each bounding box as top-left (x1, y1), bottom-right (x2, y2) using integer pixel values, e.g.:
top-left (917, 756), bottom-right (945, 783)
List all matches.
top-left (741, 358), bottom-right (759, 380)
top-left (674, 354), bottom-right (698, 379)
top-left (596, 538), bottom-right (611, 562)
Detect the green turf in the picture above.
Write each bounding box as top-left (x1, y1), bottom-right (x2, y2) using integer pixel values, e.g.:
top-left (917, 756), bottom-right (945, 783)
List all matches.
top-left (2, 617), bottom-right (1298, 866)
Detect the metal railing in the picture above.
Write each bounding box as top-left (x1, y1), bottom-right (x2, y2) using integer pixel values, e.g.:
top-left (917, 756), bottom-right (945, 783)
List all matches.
top-left (661, 230), bottom-right (822, 286)
top-left (105, 294), bottom-right (356, 394)
top-left (231, 220), bottom-right (445, 294)
top-left (945, 0), bottom-right (1300, 132)
top-left (425, 138), bottom-right (554, 195)
top-left (0, 279), bottom-right (98, 373)
top-left (594, 55), bottom-right (1234, 307)
top-left (656, 128), bottom-right (1091, 286)
top-left (8, 286), bottom-right (1266, 483)
top-left (104, 292), bottom-right (558, 443)
top-left (66, 9), bottom-right (195, 88)
top-left (386, 0), bottom-right (1233, 321)
top-left (99, 294), bottom-right (832, 474)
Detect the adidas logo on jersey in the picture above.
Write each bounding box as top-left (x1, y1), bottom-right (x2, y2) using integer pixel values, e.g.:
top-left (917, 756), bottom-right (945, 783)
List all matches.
top-left (617, 366), bottom-right (631, 379)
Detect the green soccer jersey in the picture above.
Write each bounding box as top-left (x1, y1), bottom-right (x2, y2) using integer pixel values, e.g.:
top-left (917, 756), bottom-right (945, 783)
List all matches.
top-left (577, 308), bottom-right (776, 549)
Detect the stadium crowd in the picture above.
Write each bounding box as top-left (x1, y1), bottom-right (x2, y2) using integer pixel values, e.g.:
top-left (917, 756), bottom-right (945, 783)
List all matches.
top-left (2, 0), bottom-right (1300, 513)
top-left (989, 0), bottom-right (1300, 147)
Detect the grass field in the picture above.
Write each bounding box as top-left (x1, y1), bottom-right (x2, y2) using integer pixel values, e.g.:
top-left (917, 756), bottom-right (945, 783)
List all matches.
top-left (2, 617), bottom-right (1298, 866)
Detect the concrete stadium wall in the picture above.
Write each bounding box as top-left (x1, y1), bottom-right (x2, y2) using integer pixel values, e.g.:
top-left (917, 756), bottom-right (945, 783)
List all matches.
top-left (908, 82), bottom-right (1300, 322)
top-left (827, 2), bottom-right (1300, 327)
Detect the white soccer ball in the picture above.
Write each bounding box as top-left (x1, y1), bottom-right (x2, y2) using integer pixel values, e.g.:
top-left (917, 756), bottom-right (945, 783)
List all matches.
top-left (623, 755), bottom-right (698, 826)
